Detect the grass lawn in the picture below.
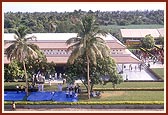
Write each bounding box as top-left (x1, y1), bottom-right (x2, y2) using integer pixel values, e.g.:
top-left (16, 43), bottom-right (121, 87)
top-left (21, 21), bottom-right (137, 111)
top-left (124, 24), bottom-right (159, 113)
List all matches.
top-left (94, 82), bottom-right (164, 89)
top-left (4, 81), bottom-right (164, 90)
top-left (100, 24), bottom-right (164, 32)
top-left (151, 68), bottom-right (164, 79)
top-left (78, 91), bottom-right (164, 102)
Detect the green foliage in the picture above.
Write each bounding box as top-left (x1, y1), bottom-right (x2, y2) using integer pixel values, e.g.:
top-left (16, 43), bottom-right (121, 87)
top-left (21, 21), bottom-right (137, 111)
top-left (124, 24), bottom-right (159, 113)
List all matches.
top-left (158, 36), bottom-right (164, 46)
top-left (4, 10), bottom-right (164, 33)
top-left (141, 34), bottom-right (155, 49)
top-left (4, 60), bottom-right (24, 81)
top-left (65, 56), bottom-right (123, 91)
top-left (66, 15), bottom-right (110, 99)
top-left (4, 52), bottom-right (56, 81)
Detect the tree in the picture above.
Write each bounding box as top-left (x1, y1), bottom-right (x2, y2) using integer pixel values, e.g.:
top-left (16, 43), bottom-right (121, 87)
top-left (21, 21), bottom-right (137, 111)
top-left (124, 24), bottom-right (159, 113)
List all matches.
top-left (65, 56), bottom-right (123, 92)
top-left (66, 15), bottom-right (110, 99)
top-left (141, 34), bottom-right (155, 49)
top-left (4, 60), bottom-right (24, 81)
top-left (5, 26), bottom-right (40, 96)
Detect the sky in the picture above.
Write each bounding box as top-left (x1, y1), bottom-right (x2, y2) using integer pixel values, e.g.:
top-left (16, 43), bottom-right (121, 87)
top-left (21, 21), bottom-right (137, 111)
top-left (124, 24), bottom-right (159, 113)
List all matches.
top-left (3, 2), bottom-right (165, 13)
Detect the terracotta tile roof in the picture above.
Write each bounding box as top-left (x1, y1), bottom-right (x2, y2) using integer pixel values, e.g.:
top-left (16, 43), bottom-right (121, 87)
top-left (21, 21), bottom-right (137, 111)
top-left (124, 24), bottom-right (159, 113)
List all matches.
top-left (4, 33), bottom-right (141, 64)
top-left (107, 41), bottom-right (126, 49)
top-left (112, 55), bottom-right (142, 64)
top-left (4, 55), bottom-right (141, 64)
top-left (46, 57), bottom-right (68, 64)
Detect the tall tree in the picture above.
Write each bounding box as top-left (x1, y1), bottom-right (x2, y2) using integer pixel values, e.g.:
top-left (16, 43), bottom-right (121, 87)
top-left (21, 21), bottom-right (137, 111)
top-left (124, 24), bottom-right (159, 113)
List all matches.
top-left (66, 15), bottom-right (110, 99)
top-left (65, 56), bottom-right (123, 92)
top-left (141, 34), bottom-right (155, 49)
top-left (5, 26), bottom-right (40, 96)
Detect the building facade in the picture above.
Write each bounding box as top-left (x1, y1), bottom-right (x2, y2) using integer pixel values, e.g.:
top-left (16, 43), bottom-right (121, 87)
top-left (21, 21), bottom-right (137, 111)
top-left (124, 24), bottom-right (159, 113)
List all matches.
top-left (4, 33), bottom-right (141, 73)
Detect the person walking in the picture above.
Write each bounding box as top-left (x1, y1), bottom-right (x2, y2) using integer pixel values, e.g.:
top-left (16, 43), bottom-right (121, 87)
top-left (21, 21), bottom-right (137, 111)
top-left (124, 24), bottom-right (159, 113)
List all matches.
top-left (12, 101), bottom-right (16, 111)
top-left (16, 85), bottom-right (19, 93)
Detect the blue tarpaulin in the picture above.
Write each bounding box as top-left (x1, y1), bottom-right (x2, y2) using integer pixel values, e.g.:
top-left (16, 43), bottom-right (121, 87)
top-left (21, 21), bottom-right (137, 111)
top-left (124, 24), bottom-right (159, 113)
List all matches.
top-left (4, 91), bottom-right (26, 101)
top-left (27, 92), bottom-right (53, 101)
top-left (4, 91), bottom-right (78, 102)
top-left (52, 91), bottom-right (78, 102)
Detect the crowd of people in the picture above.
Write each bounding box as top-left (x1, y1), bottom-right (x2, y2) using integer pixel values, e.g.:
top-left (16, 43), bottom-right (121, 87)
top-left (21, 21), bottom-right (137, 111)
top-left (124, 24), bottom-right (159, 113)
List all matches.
top-left (132, 47), bottom-right (164, 65)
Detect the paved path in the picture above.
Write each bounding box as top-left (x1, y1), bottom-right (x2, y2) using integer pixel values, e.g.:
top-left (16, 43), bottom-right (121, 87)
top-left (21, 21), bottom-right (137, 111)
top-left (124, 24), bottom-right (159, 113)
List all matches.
top-left (4, 108), bottom-right (164, 112)
top-left (118, 63), bottom-right (164, 81)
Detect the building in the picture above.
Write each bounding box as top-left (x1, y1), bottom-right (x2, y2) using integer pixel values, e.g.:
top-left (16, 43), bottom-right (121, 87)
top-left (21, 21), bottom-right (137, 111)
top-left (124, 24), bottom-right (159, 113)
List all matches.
top-left (4, 33), bottom-right (141, 74)
top-left (120, 28), bottom-right (164, 46)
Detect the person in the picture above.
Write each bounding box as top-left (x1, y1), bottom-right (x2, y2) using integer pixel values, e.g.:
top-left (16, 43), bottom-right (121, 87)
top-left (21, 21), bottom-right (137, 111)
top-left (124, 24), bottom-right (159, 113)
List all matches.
top-left (49, 75), bottom-right (52, 81)
top-left (129, 64), bottom-right (132, 71)
top-left (32, 74), bottom-right (35, 87)
top-left (74, 85), bottom-right (77, 93)
top-left (129, 64), bottom-right (131, 70)
top-left (126, 74), bottom-right (128, 80)
top-left (20, 85), bottom-right (24, 92)
top-left (139, 63), bottom-right (142, 72)
top-left (135, 66), bottom-right (137, 71)
top-left (91, 91), bottom-right (96, 97)
top-left (16, 85), bottom-right (19, 93)
top-left (69, 87), bottom-right (73, 97)
top-left (12, 101), bottom-right (16, 111)
top-left (38, 84), bottom-right (41, 91)
top-left (49, 79), bottom-right (51, 86)
top-left (55, 73), bottom-right (57, 80)
top-left (63, 78), bottom-right (66, 84)
top-left (41, 84), bottom-right (44, 92)
top-left (96, 91), bottom-right (101, 97)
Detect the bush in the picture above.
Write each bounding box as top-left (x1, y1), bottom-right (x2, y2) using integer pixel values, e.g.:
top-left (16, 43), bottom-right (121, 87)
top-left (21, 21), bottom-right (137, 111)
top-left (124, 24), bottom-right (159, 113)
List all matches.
top-left (4, 101), bottom-right (164, 105)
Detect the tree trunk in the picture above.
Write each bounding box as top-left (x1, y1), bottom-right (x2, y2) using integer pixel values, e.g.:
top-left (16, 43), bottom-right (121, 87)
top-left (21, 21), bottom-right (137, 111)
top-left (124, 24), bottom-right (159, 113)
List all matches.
top-left (23, 60), bottom-right (29, 96)
top-left (86, 55), bottom-right (90, 99)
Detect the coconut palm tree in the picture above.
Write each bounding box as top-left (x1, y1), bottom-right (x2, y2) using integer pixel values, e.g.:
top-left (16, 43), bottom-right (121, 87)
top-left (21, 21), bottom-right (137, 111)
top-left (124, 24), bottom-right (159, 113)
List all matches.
top-left (5, 26), bottom-right (40, 96)
top-left (66, 15), bottom-right (110, 99)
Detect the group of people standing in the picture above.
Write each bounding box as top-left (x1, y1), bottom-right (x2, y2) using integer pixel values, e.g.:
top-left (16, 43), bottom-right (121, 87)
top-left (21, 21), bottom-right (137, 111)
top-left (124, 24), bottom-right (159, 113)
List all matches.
top-left (65, 84), bottom-right (81, 98)
top-left (16, 84), bottom-right (24, 93)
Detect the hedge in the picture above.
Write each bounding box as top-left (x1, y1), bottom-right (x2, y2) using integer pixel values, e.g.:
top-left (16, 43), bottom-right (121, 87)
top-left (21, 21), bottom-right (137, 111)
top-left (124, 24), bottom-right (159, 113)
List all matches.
top-left (4, 101), bottom-right (164, 105)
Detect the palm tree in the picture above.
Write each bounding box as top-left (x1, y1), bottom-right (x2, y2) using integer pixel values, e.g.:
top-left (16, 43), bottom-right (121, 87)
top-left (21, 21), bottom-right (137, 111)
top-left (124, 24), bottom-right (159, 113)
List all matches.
top-left (66, 15), bottom-right (110, 99)
top-left (5, 26), bottom-right (40, 96)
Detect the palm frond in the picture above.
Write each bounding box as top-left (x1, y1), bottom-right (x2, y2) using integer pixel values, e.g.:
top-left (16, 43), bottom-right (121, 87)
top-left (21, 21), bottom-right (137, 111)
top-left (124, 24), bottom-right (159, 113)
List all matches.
top-left (66, 42), bottom-right (80, 51)
top-left (26, 35), bottom-right (37, 41)
top-left (88, 48), bottom-right (97, 65)
top-left (66, 37), bottom-right (81, 45)
top-left (92, 43), bottom-right (103, 59)
top-left (68, 46), bottom-right (84, 64)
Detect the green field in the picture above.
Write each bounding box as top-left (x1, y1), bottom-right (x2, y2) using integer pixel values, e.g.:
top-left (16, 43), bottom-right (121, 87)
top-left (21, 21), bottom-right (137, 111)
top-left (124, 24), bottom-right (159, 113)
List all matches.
top-left (4, 81), bottom-right (164, 90)
top-left (100, 24), bottom-right (164, 32)
top-left (79, 91), bottom-right (164, 102)
top-left (151, 68), bottom-right (165, 79)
